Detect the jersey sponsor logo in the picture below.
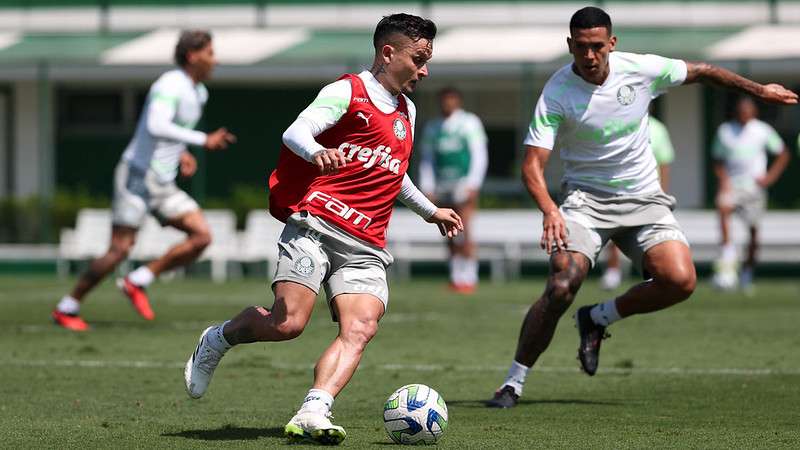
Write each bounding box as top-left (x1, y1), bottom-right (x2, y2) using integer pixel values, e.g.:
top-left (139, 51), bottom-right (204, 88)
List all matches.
top-left (356, 112), bottom-right (372, 126)
top-left (307, 191), bottom-right (372, 229)
top-left (337, 142), bottom-right (403, 174)
top-left (353, 97), bottom-right (369, 103)
top-left (617, 85), bottom-right (636, 106)
top-left (393, 118), bottom-right (407, 140)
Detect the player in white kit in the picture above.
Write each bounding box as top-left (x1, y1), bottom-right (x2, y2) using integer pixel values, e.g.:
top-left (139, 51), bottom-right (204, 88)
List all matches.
top-left (52, 30), bottom-right (236, 331)
top-left (487, 7), bottom-right (797, 408)
top-left (711, 97), bottom-right (790, 292)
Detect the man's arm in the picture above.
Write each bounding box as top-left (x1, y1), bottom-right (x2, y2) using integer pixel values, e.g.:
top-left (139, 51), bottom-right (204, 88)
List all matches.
top-left (684, 62), bottom-right (798, 104)
top-left (281, 79), bottom-right (353, 174)
top-left (398, 174), bottom-right (463, 238)
top-left (463, 116), bottom-right (489, 195)
top-left (759, 147), bottom-right (791, 188)
top-left (147, 95), bottom-right (234, 150)
top-left (522, 145), bottom-right (566, 253)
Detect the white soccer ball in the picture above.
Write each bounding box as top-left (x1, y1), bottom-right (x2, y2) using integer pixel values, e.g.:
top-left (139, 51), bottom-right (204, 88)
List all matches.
top-left (383, 384), bottom-right (448, 445)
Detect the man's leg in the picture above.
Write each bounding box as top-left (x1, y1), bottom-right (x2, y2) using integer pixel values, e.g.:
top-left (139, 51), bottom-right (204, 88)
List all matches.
top-left (487, 251), bottom-right (590, 407)
top-left (119, 210), bottom-right (211, 319)
top-left (714, 204), bottom-right (738, 289)
top-left (449, 198), bottom-right (478, 293)
top-left (740, 226), bottom-right (759, 291)
top-left (147, 210), bottom-right (212, 276)
top-left (284, 293), bottom-right (383, 444)
top-left (601, 243), bottom-right (623, 290)
top-left (53, 225), bottom-right (137, 330)
top-left (184, 281), bottom-right (317, 399)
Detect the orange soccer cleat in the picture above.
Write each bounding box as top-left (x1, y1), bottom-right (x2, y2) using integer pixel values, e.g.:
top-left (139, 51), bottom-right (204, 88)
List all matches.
top-left (117, 277), bottom-right (155, 320)
top-left (52, 310), bottom-right (89, 332)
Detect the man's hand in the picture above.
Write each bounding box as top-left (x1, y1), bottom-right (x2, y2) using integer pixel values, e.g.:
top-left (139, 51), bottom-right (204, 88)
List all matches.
top-left (541, 209), bottom-right (568, 254)
top-left (425, 208), bottom-right (464, 238)
top-left (179, 151), bottom-right (197, 177)
top-left (205, 127), bottom-right (237, 151)
top-left (313, 148), bottom-right (348, 175)
top-left (759, 84), bottom-right (798, 105)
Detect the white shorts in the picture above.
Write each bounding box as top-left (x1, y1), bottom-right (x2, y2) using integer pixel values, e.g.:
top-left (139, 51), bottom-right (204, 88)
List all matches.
top-left (111, 161), bottom-right (199, 228)
top-left (558, 188), bottom-right (689, 271)
top-left (717, 186), bottom-right (766, 227)
top-left (272, 212), bottom-right (393, 321)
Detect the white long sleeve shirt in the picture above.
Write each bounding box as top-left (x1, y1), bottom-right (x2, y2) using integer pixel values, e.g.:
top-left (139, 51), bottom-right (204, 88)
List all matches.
top-left (122, 69), bottom-right (207, 182)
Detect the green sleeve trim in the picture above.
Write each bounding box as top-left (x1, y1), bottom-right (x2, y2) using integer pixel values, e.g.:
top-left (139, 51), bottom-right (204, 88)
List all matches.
top-left (530, 112), bottom-right (563, 135)
top-left (307, 96), bottom-right (349, 121)
top-left (766, 131), bottom-right (783, 154)
top-left (650, 59), bottom-right (680, 95)
top-left (152, 93), bottom-right (179, 107)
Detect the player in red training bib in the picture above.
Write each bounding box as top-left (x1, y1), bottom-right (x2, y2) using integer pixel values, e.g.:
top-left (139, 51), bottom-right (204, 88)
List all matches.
top-left (183, 14), bottom-right (462, 445)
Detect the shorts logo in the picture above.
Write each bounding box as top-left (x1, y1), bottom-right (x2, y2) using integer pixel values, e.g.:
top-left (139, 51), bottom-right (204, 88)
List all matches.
top-left (294, 256), bottom-right (315, 276)
top-left (617, 85), bottom-right (636, 106)
top-left (393, 118), bottom-right (407, 140)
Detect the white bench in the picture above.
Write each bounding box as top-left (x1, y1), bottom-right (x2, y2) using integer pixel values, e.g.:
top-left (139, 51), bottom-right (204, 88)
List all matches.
top-left (237, 210), bottom-right (285, 276)
top-left (58, 208), bottom-right (239, 282)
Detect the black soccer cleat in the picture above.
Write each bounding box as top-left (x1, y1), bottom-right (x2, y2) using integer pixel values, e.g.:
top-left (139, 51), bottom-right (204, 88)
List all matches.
top-left (485, 385), bottom-right (519, 409)
top-left (575, 304), bottom-right (610, 376)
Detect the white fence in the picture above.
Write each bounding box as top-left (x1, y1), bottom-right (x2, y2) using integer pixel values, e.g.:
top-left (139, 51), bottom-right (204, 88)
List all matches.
top-left (55, 208), bottom-right (800, 282)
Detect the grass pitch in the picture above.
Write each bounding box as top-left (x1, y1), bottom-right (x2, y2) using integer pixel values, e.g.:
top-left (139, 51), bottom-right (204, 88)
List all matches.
top-left (1, 275), bottom-right (799, 448)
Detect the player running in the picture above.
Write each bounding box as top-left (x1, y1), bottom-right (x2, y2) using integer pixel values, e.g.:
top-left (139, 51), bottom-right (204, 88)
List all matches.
top-left (52, 30), bottom-right (236, 331)
top-left (487, 6), bottom-right (797, 408)
top-left (183, 14), bottom-right (462, 445)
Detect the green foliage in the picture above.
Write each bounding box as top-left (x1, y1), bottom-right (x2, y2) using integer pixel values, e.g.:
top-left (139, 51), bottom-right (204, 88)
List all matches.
top-left (0, 188), bottom-right (107, 243)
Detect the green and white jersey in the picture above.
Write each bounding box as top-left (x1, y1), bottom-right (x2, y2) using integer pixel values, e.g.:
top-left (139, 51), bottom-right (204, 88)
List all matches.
top-left (525, 51), bottom-right (687, 194)
top-left (418, 109), bottom-right (488, 193)
top-left (649, 116), bottom-right (675, 165)
top-left (122, 69), bottom-right (208, 182)
top-left (712, 118), bottom-right (784, 190)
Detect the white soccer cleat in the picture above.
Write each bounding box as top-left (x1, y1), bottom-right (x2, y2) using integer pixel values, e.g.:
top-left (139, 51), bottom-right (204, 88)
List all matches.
top-left (711, 259), bottom-right (739, 291)
top-left (184, 326), bottom-right (224, 399)
top-left (600, 268), bottom-right (622, 290)
top-left (284, 410), bottom-right (347, 445)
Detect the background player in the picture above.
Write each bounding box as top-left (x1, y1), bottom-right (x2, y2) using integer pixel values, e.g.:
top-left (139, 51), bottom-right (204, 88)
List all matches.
top-left (486, 7), bottom-right (797, 408)
top-left (711, 97), bottom-right (790, 292)
top-left (419, 87), bottom-right (488, 293)
top-left (183, 14), bottom-right (462, 445)
top-left (51, 30), bottom-right (236, 331)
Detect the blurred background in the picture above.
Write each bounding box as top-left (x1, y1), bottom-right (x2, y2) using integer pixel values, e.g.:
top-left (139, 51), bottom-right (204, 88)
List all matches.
top-left (1, 0), bottom-right (800, 275)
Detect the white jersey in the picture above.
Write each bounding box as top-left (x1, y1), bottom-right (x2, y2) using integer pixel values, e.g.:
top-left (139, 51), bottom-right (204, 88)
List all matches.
top-left (713, 119), bottom-right (784, 190)
top-left (122, 69), bottom-right (208, 182)
top-left (525, 51), bottom-right (687, 195)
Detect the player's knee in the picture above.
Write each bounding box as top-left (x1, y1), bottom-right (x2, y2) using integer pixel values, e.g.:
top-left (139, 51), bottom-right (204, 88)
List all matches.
top-left (342, 318), bottom-right (379, 352)
top-left (547, 255), bottom-right (585, 308)
top-left (272, 314), bottom-right (306, 340)
top-left (191, 230), bottom-right (212, 251)
top-left (663, 266), bottom-right (696, 302)
top-left (108, 242), bottom-right (132, 262)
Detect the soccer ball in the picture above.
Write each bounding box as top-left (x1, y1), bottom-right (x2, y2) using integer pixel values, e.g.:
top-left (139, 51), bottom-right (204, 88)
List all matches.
top-left (383, 384), bottom-right (448, 445)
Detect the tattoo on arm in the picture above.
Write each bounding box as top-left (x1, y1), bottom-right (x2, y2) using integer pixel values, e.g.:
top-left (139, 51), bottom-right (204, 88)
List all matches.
top-left (685, 61), bottom-right (763, 97)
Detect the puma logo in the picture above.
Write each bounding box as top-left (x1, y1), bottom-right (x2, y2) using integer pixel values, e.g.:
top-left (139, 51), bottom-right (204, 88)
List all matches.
top-left (357, 112), bottom-right (372, 127)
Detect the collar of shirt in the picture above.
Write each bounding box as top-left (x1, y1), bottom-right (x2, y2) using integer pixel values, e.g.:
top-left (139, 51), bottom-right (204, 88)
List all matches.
top-left (358, 70), bottom-right (399, 114)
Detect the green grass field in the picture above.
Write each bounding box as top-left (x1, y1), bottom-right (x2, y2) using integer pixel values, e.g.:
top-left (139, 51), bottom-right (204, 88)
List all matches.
top-left (2, 275), bottom-right (799, 448)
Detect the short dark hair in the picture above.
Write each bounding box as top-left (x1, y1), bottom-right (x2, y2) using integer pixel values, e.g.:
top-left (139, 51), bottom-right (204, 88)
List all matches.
top-left (373, 13), bottom-right (437, 50)
top-left (438, 86), bottom-right (462, 99)
top-left (569, 7), bottom-right (612, 34)
top-left (174, 30), bottom-right (212, 67)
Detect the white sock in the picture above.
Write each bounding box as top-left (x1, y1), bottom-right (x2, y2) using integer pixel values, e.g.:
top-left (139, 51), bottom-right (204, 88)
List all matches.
top-left (128, 266), bottom-right (155, 287)
top-left (500, 361), bottom-right (529, 396)
top-left (590, 300), bottom-right (621, 327)
top-left (57, 296), bottom-right (80, 315)
top-left (450, 256), bottom-right (465, 284)
top-left (721, 243), bottom-right (738, 262)
top-left (299, 388), bottom-right (334, 414)
top-left (206, 321), bottom-right (233, 353)
top-left (463, 258), bottom-right (478, 285)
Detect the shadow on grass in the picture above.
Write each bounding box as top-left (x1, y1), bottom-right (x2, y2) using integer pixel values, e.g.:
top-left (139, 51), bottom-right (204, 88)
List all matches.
top-left (162, 424), bottom-right (285, 441)
top-left (447, 398), bottom-right (624, 408)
